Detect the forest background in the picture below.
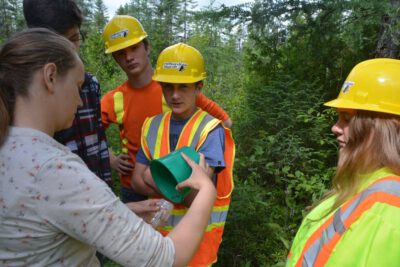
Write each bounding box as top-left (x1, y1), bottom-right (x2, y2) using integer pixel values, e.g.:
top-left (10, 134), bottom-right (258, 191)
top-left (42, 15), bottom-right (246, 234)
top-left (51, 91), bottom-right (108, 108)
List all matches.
top-left (1, 0), bottom-right (400, 266)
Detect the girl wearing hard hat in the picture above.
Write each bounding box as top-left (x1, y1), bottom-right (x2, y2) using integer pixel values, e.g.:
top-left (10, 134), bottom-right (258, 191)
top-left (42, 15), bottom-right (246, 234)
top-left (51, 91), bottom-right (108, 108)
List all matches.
top-left (287, 58), bottom-right (400, 267)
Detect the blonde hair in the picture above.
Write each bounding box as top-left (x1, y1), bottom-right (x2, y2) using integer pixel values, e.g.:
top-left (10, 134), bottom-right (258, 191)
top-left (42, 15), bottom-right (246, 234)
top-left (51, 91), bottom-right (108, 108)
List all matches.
top-left (322, 110), bottom-right (400, 216)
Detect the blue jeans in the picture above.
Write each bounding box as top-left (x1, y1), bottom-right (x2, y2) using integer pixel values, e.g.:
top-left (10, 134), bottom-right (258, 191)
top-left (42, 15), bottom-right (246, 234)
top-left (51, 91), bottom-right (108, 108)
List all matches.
top-left (120, 186), bottom-right (147, 203)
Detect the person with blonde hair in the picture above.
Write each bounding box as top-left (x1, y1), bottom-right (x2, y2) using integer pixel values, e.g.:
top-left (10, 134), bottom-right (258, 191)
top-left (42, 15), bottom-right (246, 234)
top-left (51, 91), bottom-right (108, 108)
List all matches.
top-left (287, 58), bottom-right (400, 267)
top-left (0, 28), bottom-right (217, 267)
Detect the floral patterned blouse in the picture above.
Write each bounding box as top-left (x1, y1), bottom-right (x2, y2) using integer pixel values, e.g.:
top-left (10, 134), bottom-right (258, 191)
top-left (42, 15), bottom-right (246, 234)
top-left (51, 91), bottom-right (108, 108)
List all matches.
top-left (0, 127), bottom-right (174, 266)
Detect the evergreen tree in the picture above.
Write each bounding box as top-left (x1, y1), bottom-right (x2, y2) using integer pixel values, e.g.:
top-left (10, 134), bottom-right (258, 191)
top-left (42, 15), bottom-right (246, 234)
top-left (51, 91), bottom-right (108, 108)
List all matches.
top-left (92, 0), bottom-right (108, 29)
top-left (375, 0), bottom-right (400, 57)
top-left (0, 0), bottom-right (24, 42)
top-left (75, 0), bottom-right (94, 34)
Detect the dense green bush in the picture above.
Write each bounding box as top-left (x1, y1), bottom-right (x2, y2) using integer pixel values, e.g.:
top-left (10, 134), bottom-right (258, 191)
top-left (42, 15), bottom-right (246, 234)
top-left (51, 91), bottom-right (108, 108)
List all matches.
top-left (219, 72), bottom-right (338, 266)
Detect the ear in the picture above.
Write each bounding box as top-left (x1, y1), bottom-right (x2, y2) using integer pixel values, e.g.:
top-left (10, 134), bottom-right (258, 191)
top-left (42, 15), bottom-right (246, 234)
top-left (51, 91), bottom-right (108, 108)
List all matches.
top-left (43, 63), bottom-right (58, 94)
top-left (195, 81), bottom-right (204, 95)
top-left (146, 44), bottom-right (151, 56)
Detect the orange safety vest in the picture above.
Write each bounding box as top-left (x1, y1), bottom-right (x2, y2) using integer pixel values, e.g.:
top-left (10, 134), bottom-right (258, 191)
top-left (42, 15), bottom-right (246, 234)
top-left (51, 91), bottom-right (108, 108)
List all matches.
top-left (141, 109), bottom-right (235, 267)
top-left (288, 175), bottom-right (400, 267)
top-left (112, 90), bottom-right (170, 154)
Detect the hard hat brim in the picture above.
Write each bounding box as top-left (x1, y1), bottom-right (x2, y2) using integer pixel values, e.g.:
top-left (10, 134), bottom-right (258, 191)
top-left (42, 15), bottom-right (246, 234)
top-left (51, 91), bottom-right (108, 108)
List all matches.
top-left (324, 98), bottom-right (400, 116)
top-left (105, 35), bottom-right (147, 54)
top-left (153, 74), bottom-right (206, 84)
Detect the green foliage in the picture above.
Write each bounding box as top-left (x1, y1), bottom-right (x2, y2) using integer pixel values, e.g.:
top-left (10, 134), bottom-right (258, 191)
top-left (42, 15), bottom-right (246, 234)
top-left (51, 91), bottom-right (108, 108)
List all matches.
top-left (80, 30), bottom-right (125, 90)
top-left (189, 34), bottom-right (245, 115)
top-left (217, 179), bottom-right (292, 266)
top-left (0, 0), bottom-right (25, 43)
top-left (115, 0), bottom-right (198, 64)
top-left (225, 71), bottom-right (337, 264)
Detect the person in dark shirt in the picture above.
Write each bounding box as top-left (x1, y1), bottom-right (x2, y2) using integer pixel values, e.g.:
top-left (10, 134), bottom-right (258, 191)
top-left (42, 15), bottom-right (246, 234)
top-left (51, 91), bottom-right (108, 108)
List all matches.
top-left (23, 0), bottom-right (112, 187)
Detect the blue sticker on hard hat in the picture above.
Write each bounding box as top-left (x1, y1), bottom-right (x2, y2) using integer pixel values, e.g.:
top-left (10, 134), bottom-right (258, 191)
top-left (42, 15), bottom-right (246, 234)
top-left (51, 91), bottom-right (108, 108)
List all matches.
top-left (110, 29), bottom-right (129, 40)
top-left (341, 81), bottom-right (355, 94)
top-left (164, 62), bottom-right (187, 72)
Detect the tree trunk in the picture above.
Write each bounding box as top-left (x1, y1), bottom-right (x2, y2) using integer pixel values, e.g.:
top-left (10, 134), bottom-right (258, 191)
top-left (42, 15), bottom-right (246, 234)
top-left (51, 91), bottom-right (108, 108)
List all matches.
top-left (375, 0), bottom-right (400, 58)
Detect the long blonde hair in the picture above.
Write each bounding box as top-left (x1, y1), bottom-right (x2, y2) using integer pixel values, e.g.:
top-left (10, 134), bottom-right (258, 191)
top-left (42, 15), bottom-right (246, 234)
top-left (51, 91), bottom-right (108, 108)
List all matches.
top-left (322, 110), bottom-right (400, 216)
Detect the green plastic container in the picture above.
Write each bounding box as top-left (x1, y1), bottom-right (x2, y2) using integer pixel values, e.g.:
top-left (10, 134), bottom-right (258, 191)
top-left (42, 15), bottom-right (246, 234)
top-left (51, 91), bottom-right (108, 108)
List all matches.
top-left (150, 146), bottom-right (200, 203)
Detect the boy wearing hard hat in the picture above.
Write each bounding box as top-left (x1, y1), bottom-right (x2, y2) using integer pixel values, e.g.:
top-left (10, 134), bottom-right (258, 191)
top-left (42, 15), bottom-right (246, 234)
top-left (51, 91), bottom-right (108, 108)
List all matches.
top-left (101, 16), bottom-right (232, 203)
top-left (133, 43), bottom-right (235, 267)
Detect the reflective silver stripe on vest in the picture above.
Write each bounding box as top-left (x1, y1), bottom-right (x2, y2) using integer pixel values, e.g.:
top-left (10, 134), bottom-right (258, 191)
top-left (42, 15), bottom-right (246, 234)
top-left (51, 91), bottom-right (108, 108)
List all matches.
top-left (146, 114), bottom-right (164, 159)
top-left (167, 209), bottom-right (229, 227)
top-left (301, 178), bottom-right (400, 267)
top-left (189, 114), bottom-right (216, 148)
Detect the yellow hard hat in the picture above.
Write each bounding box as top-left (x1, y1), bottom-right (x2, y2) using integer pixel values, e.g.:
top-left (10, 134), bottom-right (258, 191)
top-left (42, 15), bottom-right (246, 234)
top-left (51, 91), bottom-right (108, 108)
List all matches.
top-left (102, 15), bottom-right (147, 54)
top-left (153, 43), bottom-right (206, 83)
top-left (324, 58), bottom-right (400, 116)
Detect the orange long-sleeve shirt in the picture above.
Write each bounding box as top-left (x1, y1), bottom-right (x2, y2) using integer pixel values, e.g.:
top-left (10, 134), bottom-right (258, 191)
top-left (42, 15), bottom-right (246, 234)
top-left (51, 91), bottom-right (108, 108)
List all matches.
top-left (101, 80), bottom-right (229, 188)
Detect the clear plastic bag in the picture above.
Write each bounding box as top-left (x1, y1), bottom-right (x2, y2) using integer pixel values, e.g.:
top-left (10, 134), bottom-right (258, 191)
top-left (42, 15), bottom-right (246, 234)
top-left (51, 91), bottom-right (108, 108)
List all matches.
top-left (150, 199), bottom-right (173, 228)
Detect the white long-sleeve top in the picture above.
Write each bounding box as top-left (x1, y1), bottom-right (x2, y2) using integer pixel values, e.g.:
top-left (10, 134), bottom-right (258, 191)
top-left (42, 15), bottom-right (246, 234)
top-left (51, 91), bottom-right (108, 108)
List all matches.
top-left (0, 127), bottom-right (175, 267)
